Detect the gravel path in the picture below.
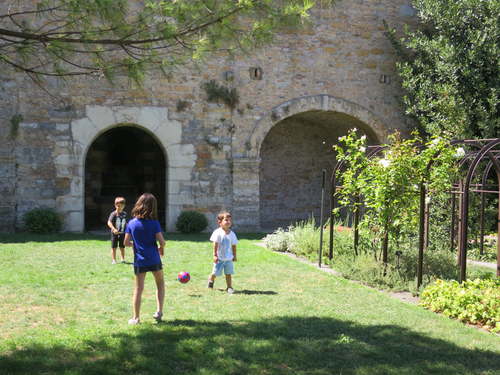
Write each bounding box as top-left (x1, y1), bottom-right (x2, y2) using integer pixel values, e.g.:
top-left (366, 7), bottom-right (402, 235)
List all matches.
top-left (468, 259), bottom-right (497, 270)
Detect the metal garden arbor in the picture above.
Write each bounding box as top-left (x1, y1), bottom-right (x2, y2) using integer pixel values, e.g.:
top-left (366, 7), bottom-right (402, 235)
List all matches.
top-left (327, 138), bottom-right (500, 288)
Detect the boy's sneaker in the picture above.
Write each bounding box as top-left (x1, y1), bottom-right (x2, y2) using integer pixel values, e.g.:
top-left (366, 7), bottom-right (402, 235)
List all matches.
top-left (153, 311), bottom-right (163, 322)
top-left (112, 260), bottom-right (117, 264)
top-left (128, 318), bottom-right (140, 325)
top-left (207, 281), bottom-right (214, 289)
top-left (227, 287), bottom-right (234, 294)
top-left (121, 260), bottom-right (126, 264)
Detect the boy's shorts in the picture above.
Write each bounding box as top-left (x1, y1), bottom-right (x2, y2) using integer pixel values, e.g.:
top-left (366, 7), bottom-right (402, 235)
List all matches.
top-left (111, 233), bottom-right (125, 248)
top-left (212, 260), bottom-right (234, 276)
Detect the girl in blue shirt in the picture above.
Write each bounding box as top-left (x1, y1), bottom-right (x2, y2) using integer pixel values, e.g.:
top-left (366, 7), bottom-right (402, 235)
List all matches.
top-left (124, 193), bottom-right (166, 325)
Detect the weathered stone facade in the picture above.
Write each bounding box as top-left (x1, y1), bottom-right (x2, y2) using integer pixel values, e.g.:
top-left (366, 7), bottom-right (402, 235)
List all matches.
top-left (0, 1), bottom-right (417, 232)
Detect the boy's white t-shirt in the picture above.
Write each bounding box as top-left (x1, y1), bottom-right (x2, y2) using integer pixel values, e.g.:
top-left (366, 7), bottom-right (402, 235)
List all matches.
top-left (210, 227), bottom-right (238, 261)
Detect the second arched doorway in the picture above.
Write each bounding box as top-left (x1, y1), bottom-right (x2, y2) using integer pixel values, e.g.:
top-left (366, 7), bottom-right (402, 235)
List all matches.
top-left (259, 110), bottom-right (377, 231)
top-left (84, 126), bottom-right (167, 230)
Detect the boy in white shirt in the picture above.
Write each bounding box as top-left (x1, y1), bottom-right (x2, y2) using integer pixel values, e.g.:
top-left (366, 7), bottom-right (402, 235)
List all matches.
top-left (207, 211), bottom-right (238, 294)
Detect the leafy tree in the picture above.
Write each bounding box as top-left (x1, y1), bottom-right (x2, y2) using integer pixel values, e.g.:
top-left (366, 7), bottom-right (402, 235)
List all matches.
top-left (386, 0), bottom-right (499, 139)
top-left (334, 130), bottom-right (458, 263)
top-left (0, 0), bottom-right (332, 83)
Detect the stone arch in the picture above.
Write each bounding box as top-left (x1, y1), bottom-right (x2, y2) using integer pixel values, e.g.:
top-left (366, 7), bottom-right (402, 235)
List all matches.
top-left (231, 95), bottom-right (388, 231)
top-left (56, 105), bottom-right (196, 232)
top-left (247, 94), bottom-right (387, 158)
top-left (84, 125), bottom-right (167, 230)
top-left (258, 109), bottom-right (379, 230)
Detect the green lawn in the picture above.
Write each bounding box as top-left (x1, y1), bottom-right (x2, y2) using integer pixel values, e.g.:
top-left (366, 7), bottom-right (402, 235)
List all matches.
top-left (0, 233), bottom-right (499, 375)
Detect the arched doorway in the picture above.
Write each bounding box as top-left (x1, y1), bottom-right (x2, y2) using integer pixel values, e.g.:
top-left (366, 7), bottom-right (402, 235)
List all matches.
top-left (84, 126), bottom-right (166, 230)
top-left (259, 110), bottom-right (377, 231)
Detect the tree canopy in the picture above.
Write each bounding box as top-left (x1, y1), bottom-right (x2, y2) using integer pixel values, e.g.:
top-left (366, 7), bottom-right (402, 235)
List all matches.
top-left (387, 0), bottom-right (499, 139)
top-left (0, 0), bottom-right (332, 83)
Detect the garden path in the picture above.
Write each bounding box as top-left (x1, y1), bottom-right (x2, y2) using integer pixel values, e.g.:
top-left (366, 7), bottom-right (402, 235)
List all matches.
top-left (468, 259), bottom-right (497, 270)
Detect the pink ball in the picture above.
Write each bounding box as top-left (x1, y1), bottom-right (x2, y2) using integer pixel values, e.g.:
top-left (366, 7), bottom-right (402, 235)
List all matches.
top-left (177, 271), bottom-right (190, 284)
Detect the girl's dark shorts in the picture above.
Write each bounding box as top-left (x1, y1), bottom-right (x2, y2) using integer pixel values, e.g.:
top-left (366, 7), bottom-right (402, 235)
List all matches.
top-left (134, 262), bottom-right (163, 275)
top-left (111, 233), bottom-right (125, 248)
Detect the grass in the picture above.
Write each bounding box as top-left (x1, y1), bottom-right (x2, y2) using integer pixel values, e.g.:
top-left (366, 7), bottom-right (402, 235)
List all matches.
top-left (0, 232), bottom-right (499, 375)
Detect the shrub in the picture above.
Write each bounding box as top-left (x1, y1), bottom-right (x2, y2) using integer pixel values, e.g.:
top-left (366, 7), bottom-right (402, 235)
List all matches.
top-left (287, 217), bottom-right (320, 257)
top-left (263, 218), bottom-right (337, 258)
top-left (175, 211), bottom-right (208, 234)
top-left (23, 208), bottom-right (62, 234)
top-left (263, 227), bottom-right (289, 252)
top-left (398, 247), bottom-right (457, 283)
top-left (420, 278), bottom-right (500, 333)
top-left (468, 243), bottom-right (498, 263)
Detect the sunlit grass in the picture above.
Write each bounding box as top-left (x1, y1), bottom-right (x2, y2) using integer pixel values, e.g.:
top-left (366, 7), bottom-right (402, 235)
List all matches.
top-left (0, 233), bottom-right (499, 374)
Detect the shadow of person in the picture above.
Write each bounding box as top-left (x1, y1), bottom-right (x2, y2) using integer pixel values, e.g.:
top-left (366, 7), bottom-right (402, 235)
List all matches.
top-left (234, 290), bottom-right (278, 295)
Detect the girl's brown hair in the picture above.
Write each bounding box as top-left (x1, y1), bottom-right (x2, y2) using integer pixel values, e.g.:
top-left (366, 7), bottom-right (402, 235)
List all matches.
top-left (132, 193), bottom-right (158, 220)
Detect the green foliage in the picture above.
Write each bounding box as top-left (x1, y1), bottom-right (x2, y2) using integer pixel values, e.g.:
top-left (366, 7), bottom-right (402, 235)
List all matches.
top-left (202, 80), bottom-right (239, 109)
top-left (334, 130), bottom-right (458, 257)
top-left (420, 278), bottom-right (500, 332)
top-left (468, 243), bottom-right (498, 262)
top-left (0, 0), bottom-right (334, 83)
top-left (175, 210), bottom-right (208, 234)
top-left (263, 218), bottom-right (462, 292)
top-left (9, 114), bottom-right (23, 139)
top-left (387, 0), bottom-right (500, 138)
top-left (263, 217), bottom-right (324, 256)
top-left (330, 227), bottom-right (459, 292)
top-left (23, 208), bottom-right (62, 234)
top-left (286, 217), bottom-right (322, 257)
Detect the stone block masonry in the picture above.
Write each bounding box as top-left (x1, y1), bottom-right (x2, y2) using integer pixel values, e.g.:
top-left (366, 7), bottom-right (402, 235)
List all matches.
top-left (0, 1), bottom-right (418, 232)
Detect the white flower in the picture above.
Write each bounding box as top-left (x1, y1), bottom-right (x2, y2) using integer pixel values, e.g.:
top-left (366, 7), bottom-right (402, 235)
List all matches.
top-left (322, 141), bottom-right (326, 145)
top-left (431, 137), bottom-right (441, 146)
top-left (455, 147), bottom-right (465, 158)
top-left (425, 196), bottom-right (431, 205)
top-left (360, 135), bottom-right (367, 141)
top-left (379, 159), bottom-right (391, 168)
top-left (360, 146), bottom-right (366, 153)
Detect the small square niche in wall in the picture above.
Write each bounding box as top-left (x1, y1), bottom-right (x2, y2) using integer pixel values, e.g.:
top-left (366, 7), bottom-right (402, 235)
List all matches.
top-left (249, 67), bottom-right (263, 80)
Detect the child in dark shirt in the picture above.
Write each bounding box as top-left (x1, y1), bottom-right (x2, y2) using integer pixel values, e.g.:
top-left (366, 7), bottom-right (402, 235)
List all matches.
top-left (107, 196), bottom-right (127, 264)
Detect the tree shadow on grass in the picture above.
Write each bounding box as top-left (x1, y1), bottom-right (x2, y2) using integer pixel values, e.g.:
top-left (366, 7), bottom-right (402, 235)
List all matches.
top-left (1, 317), bottom-right (499, 375)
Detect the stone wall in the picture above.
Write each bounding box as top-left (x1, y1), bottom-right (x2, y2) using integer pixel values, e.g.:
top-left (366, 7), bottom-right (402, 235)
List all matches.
top-left (0, 0), bottom-right (418, 232)
top-left (0, 76), bottom-right (18, 232)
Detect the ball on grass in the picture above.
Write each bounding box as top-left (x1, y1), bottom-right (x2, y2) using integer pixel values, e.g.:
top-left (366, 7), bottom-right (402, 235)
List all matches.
top-left (177, 271), bottom-right (190, 284)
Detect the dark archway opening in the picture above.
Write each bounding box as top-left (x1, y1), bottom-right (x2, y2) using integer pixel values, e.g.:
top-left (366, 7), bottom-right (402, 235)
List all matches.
top-left (259, 110), bottom-right (377, 231)
top-left (85, 126), bottom-right (166, 230)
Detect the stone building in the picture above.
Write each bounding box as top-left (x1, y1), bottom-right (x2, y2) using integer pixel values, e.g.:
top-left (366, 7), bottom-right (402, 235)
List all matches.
top-left (0, 1), bottom-right (417, 233)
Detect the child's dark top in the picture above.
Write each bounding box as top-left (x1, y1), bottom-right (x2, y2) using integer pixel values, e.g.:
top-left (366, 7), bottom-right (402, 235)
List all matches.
top-left (108, 210), bottom-right (127, 233)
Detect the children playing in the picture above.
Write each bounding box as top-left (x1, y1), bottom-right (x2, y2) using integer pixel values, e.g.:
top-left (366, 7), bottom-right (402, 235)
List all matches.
top-left (107, 196), bottom-right (127, 264)
top-left (207, 211), bottom-right (238, 294)
top-left (124, 193), bottom-right (166, 325)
